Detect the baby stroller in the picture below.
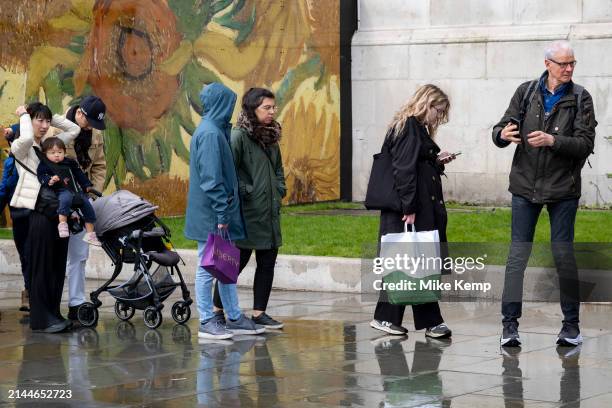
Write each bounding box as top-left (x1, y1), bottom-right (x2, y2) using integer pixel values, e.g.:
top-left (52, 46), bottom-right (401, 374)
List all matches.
top-left (76, 190), bottom-right (192, 329)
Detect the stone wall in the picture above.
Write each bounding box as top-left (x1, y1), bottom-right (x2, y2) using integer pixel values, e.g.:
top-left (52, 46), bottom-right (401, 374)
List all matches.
top-left (352, 0), bottom-right (612, 206)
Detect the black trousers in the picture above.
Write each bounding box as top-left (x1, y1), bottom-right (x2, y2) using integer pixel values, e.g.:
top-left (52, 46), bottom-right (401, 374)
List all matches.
top-left (374, 290), bottom-right (444, 330)
top-left (502, 196), bottom-right (580, 325)
top-left (11, 213), bottom-right (30, 291)
top-left (214, 248), bottom-right (279, 312)
top-left (27, 211), bottom-right (69, 330)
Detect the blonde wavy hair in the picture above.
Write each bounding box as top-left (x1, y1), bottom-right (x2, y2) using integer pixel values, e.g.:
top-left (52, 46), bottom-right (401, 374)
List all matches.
top-left (389, 84), bottom-right (450, 137)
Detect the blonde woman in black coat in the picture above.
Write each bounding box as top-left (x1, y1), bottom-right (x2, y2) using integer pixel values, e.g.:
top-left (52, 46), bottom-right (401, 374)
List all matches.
top-left (370, 84), bottom-right (456, 339)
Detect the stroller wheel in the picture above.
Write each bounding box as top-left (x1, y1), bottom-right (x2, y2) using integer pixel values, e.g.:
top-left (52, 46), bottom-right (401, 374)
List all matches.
top-left (77, 328), bottom-right (99, 348)
top-left (77, 302), bottom-right (99, 328)
top-left (114, 301), bottom-right (136, 321)
top-left (143, 329), bottom-right (163, 352)
top-left (171, 301), bottom-right (191, 324)
top-left (116, 321), bottom-right (136, 341)
top-left (143, 306), bottom-right (163, 329)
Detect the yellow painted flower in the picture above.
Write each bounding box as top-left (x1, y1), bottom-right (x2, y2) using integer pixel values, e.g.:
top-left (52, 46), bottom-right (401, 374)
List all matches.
top-left (278, 77), bottom-right (340, 203)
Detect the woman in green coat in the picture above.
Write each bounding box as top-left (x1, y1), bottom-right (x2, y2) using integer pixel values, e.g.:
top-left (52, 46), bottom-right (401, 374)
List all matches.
top-left (213, 87), bottom-right (286, 329)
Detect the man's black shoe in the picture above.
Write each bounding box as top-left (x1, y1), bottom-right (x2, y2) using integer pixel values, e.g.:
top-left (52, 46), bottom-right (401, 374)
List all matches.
top-left (500, 322), bottom-right (521, 347)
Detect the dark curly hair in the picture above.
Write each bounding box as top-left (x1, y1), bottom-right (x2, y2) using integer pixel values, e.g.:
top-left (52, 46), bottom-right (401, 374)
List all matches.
top-left (241, 87), bottom-right (275, 124)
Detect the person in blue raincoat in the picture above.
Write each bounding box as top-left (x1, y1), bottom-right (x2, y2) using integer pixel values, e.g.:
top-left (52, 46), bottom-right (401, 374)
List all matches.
top-left (185, 82), bottom-right (265, 340)
top-left (1, 125), bottom-right (30, 311)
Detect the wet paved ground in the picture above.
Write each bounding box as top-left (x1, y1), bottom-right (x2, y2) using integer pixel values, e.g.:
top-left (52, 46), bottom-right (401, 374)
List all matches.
top-left (1, 273), bottom-right (612, 407)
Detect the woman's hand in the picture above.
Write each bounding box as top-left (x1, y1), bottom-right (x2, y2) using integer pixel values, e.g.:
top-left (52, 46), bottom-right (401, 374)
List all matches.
top-left (402, 214), bottom-right (415, 224)
top-left (437, 151), bottom-right (457, 165)
top-left (15, 106), bottom-right (28, 117)
top-left (218, 224), bottom-right (229, 230)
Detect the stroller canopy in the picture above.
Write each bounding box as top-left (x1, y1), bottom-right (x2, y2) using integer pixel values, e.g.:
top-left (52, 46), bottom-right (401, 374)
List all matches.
top-left (93, 190), bottom-right (158, 234)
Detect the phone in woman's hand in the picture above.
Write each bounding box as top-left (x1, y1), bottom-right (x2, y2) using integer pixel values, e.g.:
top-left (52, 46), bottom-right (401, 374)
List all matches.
top-left (437, 151), bottom-right (461, 164)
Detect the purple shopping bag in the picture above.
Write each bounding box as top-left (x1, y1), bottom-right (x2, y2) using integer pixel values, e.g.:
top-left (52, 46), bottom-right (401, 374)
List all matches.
top-left (200, 231), bottom-right (240, 284)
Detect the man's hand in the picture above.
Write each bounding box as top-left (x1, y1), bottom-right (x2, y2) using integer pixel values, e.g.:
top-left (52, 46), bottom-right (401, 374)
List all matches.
top-left (15, 106), bottom-right (27, 117)
top-left (217, 224), bottom-right (229, 230)
top-left (402, 214), bottom-right (416, 224)
top-left (49, 175), bottom-right (60, 186)
top-left (3, 127), bottom-right (13, 138)
top-left (527, 131), bottom-right (555, 147)
top-left (500, 123), bottom-right (521, 144)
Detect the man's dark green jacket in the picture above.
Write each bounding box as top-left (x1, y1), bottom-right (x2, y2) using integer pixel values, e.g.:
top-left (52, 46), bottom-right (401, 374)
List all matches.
top-left (492, 72), bottom-right (597, 204)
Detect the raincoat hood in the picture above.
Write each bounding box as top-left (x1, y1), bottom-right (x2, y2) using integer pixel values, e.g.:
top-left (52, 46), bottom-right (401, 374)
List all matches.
top-left (200, 83), bottom-right (237, 128)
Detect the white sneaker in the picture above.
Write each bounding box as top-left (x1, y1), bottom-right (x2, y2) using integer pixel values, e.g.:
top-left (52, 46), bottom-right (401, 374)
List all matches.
top-left (369, 319), bottom-right (407, 335)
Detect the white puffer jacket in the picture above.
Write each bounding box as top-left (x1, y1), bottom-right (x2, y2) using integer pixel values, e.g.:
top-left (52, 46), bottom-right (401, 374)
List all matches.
top-left (10, 114), bottom-right (80, 210)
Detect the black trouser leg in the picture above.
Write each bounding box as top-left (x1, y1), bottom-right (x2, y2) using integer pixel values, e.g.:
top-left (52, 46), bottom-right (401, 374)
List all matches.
top-left (252, 248), bottom-right (279, 311)
top-left (548, 199), bottom-right (580, 325)
top-left (28, 212), bottom-right (69, 330)
top-left (501, 195), bottom-right (542, 324)
top-left (374, 291), bottom-right (443, 330)
top-left (213, 249), bottom-right (252, 310)
top-left (412, 302), bottom-right (443, 330)
top-left (12, 215), bottom-right (30, 291)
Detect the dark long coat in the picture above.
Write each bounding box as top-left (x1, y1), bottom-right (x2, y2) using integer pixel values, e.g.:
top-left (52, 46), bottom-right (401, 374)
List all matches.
top-left (378, 117), bottom-right (450, 274)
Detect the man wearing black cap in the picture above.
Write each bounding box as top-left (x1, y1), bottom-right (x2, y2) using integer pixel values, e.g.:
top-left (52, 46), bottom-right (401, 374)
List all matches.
top-left (53, 95), bottom-right (107, 322)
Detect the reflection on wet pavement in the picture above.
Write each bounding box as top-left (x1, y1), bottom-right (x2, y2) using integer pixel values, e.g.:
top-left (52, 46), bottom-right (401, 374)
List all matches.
top-left (0, 276), bottom-right (611, 406)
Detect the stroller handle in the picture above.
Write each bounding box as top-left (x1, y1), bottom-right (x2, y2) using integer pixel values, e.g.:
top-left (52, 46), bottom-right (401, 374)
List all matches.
top-left (131, 227), bottom-right (165, 240)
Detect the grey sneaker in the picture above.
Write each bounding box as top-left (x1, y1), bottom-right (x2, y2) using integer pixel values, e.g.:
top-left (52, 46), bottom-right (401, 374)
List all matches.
top-left (425, 323), bottom-right (452, 339)
top-left (500, 322), bottom-right (521, 347)
top-left (214, 310), bottom-right (226, 326)
top-left (252, 313), bottom-right (284, 329)
top-left (370, 319), bottom-right (407, 335)
top-left (226, 314), bottom-right (266, 335)
top-left (556, 323), bottom-right (583, 347)
top-left (198, 317), bottom-right (233, 340)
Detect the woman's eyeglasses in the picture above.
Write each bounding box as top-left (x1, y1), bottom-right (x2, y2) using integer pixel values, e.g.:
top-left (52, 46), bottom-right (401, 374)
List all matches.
top-left (259, 105), bottom-right (277, 112)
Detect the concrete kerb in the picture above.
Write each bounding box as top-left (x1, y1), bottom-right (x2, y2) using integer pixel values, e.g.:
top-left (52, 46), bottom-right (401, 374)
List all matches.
top-left (0, 240), bottom-right (363, 294)
top-left (0, 240), bottom-right (605, 301)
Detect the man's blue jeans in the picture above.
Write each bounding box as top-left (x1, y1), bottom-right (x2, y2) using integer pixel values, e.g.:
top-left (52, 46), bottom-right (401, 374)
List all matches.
top-left (196, 241), bottom-right (241, 323)
top-left (501, 195), bottom-right (580, 326)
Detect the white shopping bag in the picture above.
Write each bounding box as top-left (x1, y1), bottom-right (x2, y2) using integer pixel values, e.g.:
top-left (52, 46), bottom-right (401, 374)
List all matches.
top-left (378, 223), bottom-right (442, 305)
top-left (379, 223), bottom-right (441, 278)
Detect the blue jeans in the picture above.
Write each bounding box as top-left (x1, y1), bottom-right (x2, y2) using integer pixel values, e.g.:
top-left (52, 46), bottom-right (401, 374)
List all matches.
top-left (195, 241), bottom-right (241, 323)
top-left (57, 189), bottom-right (96, 223)
top-left (501, 195), bottom-right (580, 325)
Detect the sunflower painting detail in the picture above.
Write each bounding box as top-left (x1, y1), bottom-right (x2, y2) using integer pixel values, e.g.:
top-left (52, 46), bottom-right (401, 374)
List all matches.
top-left (0, 0), bottom-right (341, 217)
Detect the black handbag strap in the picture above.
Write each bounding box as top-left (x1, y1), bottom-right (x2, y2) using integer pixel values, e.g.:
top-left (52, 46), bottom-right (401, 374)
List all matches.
top-left (12, 152), bottom-right (38, 177)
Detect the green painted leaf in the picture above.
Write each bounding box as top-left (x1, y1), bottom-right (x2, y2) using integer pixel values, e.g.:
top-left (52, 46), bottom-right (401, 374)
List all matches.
top-left (182, 60), bottom-right (221, 115)
top-left (169, 0), bottom-right (224, 41)
top-left (174, 89), bottom-right (196, 135)
top-left (170, 116), bottom-right (190, 162)
top-left (213, 0), bottom-right (255, 45)
top-left (102, 121), bottom-right (123, 188)
top-left (67, 35), bottom-right (86, 55)
top-left (121, 128), bottom-right (148, 180)
top-left (42, 69), bottom-right (63, 114)
top-left (59, 69), bottom-right (75, 96)
top-left (276, 56), bottom-right (323, 112)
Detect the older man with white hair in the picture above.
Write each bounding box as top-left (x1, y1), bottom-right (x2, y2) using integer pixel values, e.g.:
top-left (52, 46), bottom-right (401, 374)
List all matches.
top-left (492, 40), bottom-right (597, 348)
